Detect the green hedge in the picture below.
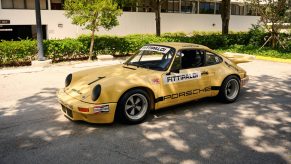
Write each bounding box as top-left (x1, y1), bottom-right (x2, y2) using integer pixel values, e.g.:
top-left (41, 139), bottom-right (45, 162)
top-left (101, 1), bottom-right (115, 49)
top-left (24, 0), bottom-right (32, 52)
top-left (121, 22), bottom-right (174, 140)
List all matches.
top-left (0, 32), bottom-right (290, 66)
top-left (0, 40), bottom-right (37, 66)
top-left (216, 45), bottom-right (291, 59)
top-left (44, 39), bottom-right (86, 60)
top-left (77, 33), bottom-right (251, 57)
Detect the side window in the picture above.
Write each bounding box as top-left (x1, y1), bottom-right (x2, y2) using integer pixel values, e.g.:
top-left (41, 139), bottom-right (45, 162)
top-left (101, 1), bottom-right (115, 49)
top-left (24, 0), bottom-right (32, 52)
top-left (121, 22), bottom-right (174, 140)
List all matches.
top-left (180, 49), bottom-right (205, 69)
top-left (205, 51), bottom-right (222, 66)
top-left (170, 52), bottom-right (182, 71)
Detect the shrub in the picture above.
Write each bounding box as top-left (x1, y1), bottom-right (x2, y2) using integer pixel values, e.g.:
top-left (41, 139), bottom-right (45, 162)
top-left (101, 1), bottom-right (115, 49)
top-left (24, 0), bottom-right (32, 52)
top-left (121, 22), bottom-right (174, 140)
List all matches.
top-left (0, 40), bottom-right (37, 66)
top-left (217, 45), bottom-right (291, 59)
top-left (44, 39), bottom-right (86, 61)
top-left (0, 31), bottom-right (290, 67)
top-left (248, 24), bottom-right (267, 47)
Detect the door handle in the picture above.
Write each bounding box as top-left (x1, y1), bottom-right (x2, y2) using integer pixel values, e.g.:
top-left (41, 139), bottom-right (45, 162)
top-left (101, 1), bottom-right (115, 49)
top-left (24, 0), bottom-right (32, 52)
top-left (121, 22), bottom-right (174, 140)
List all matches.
top-left (201, 71), bottom-right (209, 76)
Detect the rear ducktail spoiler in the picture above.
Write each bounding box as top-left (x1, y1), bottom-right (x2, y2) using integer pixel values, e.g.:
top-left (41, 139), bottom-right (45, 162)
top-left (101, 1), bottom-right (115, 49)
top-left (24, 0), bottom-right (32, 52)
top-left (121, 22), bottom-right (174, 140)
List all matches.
top-left (222, 52), bottom-right (256, 64)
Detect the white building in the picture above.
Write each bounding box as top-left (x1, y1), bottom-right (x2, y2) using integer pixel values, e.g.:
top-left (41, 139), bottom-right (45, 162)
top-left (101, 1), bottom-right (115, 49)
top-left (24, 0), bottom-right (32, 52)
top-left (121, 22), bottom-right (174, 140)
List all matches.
top-left (0, 0), bottom-right (260, 40)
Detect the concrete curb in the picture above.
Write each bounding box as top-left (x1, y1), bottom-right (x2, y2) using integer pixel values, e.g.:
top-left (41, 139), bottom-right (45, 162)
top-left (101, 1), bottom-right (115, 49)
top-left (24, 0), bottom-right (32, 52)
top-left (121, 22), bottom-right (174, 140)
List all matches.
top-left (73, 60), bottom-right (124, 68)
top-left (31, 60), bottom-right (52, 67)
top-left (0, 67), bottom-right (44, 75)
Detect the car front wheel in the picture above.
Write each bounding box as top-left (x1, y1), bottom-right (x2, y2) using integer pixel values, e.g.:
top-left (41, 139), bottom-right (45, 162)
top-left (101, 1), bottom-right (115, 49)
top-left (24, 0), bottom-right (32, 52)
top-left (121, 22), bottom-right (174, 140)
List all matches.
top-left (117, 89), bottom-right (150, 124)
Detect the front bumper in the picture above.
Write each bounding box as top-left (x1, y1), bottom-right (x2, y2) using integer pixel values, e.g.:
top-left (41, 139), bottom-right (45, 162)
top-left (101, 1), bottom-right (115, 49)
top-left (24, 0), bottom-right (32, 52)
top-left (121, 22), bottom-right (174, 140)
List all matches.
top-left (57, 89), bottom-right (117, 124)
top-left (241, 75), bottom-right (249, 87)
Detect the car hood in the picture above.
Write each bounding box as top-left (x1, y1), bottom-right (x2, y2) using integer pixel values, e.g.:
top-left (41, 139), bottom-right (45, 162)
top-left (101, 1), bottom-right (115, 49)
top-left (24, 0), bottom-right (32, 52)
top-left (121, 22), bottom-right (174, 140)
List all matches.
top-left (64, 64), bottom-right (160, 102)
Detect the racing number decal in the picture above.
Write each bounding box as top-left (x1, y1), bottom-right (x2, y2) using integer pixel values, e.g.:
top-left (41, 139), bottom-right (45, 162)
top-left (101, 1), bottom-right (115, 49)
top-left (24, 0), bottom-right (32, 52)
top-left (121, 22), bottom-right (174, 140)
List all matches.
top-left (163, 72), bottom-right (201, 84)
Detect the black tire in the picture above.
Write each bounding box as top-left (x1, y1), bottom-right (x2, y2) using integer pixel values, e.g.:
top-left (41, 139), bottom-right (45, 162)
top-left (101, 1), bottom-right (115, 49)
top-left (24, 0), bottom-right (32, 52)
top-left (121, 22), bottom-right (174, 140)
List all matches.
top-left (218, 75), bottom-right (240, 103)
top-left (116, 89), bottom-right (150, 124)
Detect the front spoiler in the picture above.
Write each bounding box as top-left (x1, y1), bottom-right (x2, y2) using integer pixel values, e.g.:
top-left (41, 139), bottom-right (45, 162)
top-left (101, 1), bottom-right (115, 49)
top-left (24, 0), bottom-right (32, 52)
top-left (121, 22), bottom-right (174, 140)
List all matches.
top-left (57, 89), bottom-right (117, 124)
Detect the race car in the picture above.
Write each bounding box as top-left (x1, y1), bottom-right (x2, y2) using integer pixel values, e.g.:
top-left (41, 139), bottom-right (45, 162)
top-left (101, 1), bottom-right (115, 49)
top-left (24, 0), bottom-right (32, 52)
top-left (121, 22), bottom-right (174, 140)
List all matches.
top-left (57, 42), bottom-right (251, 124)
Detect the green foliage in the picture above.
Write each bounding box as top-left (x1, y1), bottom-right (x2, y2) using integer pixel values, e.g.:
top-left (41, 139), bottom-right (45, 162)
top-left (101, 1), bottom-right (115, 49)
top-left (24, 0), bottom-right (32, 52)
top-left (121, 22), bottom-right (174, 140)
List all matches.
top-left (0, 31), bottom-right (290, 67)
top-left (64, 0), bottom-right (122, 32)
top-left (216, 45), bottom-right (291, 59)
top-left (44, 39), bottom-right (86, 61)
top-left (248, 24), bottom-right (267, 46)
top-left (248, 0), bottom-right (289, 48)
top-left (64, 0), bottom-right (122, 58)
top-left (0, 40), bottom-right (37, 66)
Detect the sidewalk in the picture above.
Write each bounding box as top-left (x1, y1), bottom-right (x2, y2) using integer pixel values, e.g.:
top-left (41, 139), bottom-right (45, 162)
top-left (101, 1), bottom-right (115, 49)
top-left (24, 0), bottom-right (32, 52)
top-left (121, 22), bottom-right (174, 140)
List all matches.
top-left (0, 59), bottom-right (125, 75)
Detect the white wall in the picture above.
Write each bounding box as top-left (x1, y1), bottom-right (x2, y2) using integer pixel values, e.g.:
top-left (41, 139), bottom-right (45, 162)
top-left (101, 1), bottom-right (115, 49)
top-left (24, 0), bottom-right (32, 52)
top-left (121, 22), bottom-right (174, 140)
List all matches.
top-left (0, 10), bottom-right (260, 39)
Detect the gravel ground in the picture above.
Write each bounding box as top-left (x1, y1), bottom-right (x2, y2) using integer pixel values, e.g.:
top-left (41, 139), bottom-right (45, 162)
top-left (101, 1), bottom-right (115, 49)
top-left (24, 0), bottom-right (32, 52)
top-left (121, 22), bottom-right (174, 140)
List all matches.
top-left (0, 60), bottom-right (290, 164)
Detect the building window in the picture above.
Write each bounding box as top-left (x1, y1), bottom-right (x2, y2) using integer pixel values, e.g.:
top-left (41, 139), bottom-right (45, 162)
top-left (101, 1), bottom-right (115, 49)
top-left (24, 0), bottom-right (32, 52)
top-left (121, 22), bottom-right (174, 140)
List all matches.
top-left (161, 1), bottom-right (168, 13)
top-left (231, 4), bottom-right (244, 15)
top-left (168, 0), bottom-right (180, 13)
top-left (1, 0), bottom-right (47, 9)
top-left (51, 0), bottom-right (64, 10)
top-left (181, 0), bottom-right (197, 14)
top-left (245, 5), bottom-right (257, 16)
top-left (215, 3), bottom-right (221, 14)
top-left (199, 2), bottom-right (215, 14)
top-left (136, 0), bottom-right (152, 12)
top-left (2, 0), bottom-right (13, 8)
top-left (121, 1), bottom-right (137, 12)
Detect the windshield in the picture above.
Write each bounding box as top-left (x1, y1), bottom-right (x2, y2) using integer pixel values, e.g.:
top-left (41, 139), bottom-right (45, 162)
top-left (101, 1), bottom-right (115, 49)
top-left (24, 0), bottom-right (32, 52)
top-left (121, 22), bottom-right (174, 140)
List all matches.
top-left (125, 45), bottom-right (175, 71)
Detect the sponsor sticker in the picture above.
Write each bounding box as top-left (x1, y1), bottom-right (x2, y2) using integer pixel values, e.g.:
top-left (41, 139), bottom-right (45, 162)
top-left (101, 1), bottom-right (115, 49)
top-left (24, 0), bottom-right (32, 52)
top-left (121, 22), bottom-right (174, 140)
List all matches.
top-left (140, 45), bottom-right (171, 53)
top-left (151, 78), bottom-right (160, 85)
top-left (94, 104), bottom-right (109, 113)
top-left (163, 71), bottom-right (201, 84)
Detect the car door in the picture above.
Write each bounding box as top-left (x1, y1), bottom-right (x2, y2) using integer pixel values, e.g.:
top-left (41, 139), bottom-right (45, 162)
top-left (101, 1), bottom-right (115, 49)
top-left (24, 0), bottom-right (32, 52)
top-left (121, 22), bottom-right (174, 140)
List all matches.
top-left (156, 49), bottom-right (211, 109)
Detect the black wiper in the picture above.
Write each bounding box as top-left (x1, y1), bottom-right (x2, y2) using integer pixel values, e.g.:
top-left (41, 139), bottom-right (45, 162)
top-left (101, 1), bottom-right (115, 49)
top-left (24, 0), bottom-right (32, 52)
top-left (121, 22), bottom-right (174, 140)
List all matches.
top-left (122, 65), bottom-right (136, 70)
top-left (127, 63), bottom-right (141, 68)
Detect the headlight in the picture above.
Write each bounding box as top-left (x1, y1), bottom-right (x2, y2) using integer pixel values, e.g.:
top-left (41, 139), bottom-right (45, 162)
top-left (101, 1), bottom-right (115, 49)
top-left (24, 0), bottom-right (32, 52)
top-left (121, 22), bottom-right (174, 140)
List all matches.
top-left (65, 74), bottom-right (72, 87)
top-left (92, 84), bottom-right (101, 101)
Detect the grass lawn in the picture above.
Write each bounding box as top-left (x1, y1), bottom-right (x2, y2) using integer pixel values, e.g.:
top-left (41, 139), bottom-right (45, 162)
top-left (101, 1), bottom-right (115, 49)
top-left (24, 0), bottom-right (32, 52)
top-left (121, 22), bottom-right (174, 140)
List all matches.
top-left (215, 45), bottom-right (291, 63)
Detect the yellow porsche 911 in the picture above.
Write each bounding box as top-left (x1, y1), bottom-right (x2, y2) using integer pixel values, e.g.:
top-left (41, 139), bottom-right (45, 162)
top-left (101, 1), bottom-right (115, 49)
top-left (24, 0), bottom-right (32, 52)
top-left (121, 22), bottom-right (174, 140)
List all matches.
top-left (57, 42), bottom-right (251, 124)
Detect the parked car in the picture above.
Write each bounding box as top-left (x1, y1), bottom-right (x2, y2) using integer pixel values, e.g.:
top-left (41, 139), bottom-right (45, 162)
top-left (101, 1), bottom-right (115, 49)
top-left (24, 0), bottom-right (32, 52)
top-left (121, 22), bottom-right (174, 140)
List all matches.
top-left (57, 42), bottom-right (251, 124)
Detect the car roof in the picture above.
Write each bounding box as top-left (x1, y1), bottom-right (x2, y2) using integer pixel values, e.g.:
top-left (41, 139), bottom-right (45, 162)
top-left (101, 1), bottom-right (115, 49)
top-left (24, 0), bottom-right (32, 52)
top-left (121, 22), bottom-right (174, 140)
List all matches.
top-left (151, 42), bottom-right (211, 51)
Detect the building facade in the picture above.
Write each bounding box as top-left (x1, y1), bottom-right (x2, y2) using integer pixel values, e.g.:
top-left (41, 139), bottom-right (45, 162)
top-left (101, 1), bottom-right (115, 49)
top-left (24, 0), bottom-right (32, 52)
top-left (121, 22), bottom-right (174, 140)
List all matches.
top-left (0, 0), bottom-right (260, 40)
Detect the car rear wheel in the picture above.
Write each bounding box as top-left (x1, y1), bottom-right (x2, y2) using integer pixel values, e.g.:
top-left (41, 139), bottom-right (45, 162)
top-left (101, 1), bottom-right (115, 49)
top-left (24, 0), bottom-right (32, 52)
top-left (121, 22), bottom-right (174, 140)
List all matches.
top-left (117, 89), bottom-right (150, 124)
top-left (218, 75), bottom-right (240, 103)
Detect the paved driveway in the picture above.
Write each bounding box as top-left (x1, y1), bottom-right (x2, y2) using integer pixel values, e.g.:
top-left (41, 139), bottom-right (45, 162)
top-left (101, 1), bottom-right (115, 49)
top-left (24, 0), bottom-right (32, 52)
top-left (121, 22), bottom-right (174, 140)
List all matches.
top-left (0, 60), bottom-right (290, 164)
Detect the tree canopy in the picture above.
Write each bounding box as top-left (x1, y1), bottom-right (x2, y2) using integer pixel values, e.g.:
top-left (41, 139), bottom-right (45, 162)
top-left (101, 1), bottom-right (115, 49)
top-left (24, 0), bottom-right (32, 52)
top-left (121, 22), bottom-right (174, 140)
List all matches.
top-left (249, 0), bottom-right (289, 47)
top-left (64, 0), bottom-right (122, 59)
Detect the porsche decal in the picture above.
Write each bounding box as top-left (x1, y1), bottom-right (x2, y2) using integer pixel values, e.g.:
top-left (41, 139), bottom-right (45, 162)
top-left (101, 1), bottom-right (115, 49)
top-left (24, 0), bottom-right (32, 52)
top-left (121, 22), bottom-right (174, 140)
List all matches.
top-left (159, 86), bottom-right (211, 101)
top-left (164, 72), bottom-right (201, 84)
top-left (140, 45), bottom-right (171, 53)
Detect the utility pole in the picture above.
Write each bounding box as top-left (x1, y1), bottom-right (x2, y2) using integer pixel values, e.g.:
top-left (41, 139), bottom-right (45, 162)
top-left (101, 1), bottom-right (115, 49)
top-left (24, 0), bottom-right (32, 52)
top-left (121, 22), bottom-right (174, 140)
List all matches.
top-left (35, 0), bottom-right (45, 61)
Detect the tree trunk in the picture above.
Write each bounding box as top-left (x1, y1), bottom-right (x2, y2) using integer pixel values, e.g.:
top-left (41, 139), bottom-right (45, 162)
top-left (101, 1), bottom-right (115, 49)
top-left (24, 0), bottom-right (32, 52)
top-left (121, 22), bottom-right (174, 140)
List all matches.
top-left (221, 0), bottom-right (231, 35)
top-left (271, 22), bottom-right (276, 48)
top-left (89, 30), bottom-right (95, 60)
top-left (155, 0), bottom-right (161, 36)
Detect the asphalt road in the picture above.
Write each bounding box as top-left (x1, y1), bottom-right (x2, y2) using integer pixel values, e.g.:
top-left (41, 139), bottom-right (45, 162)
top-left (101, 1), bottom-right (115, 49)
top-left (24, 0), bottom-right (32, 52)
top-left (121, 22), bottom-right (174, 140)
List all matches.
top-left (0, 60), bottom-right (290, 164)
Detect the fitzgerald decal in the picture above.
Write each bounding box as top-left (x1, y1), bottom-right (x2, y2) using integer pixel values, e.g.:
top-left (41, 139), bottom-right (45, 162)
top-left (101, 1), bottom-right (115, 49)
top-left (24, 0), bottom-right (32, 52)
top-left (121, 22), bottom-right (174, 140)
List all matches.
top-left (163, 72), bottom-right (201, 84)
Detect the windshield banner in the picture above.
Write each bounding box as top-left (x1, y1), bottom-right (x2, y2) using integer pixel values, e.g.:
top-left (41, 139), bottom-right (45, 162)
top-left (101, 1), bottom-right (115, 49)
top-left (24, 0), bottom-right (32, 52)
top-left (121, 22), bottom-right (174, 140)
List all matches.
top-left (140, 45), bottom-right (171, 53)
